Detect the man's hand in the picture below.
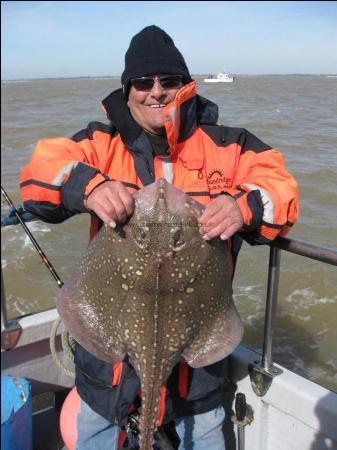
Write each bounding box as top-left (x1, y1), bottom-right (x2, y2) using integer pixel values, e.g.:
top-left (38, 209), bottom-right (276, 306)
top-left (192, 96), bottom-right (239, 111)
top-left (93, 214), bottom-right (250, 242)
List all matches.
top-left (198, 195), bottom-right (244, 241)
top-left (86, 181), bottom-right (134, 227)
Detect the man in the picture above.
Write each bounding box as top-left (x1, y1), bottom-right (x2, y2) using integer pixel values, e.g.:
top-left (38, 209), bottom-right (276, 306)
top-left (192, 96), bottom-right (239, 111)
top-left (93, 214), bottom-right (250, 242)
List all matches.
top-left (20, 25), bottom-right (298, 450)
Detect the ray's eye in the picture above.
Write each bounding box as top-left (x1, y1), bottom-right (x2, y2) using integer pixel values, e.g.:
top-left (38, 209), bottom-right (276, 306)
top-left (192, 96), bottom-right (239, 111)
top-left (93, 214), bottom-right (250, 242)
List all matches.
top-left (133, 225), bottom-right (150, 249)
top-left (171, 228), bottom-right (185, 249)
top-left (174, 235), bottom-right (184, 247)
top-left (139, 228), bottom-right (147, 240)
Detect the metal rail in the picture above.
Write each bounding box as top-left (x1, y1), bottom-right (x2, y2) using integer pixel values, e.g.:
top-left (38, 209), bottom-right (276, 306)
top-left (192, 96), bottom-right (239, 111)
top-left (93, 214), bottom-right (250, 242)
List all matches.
top-left (263, 237), bottom-right (337, 370)
top-left (1, 268), bottom-right (22, 349)
top-left (270, 236), bottom-right (337, 266)
top-left (250, 236), bottom-right (337, 396)
top-left (261, 246), bottom-right (281, 371)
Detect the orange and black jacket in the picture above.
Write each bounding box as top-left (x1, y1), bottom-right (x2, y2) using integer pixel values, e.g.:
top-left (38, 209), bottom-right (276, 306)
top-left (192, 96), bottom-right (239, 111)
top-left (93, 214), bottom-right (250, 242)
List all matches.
top-left (20, 81), bottom-right (298, 425)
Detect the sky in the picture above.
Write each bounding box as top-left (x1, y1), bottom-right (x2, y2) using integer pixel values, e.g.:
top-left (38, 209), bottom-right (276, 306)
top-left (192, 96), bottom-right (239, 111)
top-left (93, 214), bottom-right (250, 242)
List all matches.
top-left (1, 1), bottom-right (337, 80)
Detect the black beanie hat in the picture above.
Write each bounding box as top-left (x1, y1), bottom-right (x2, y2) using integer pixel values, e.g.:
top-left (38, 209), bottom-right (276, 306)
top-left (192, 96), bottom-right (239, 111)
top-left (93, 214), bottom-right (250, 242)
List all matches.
top-left (121, 25), bottom-right (192, 98)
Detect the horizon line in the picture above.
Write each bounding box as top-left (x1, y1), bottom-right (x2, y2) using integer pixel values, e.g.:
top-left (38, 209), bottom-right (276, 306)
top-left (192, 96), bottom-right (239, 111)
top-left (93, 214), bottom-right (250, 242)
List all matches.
top-left (2, 73), bottom-right (337, 82)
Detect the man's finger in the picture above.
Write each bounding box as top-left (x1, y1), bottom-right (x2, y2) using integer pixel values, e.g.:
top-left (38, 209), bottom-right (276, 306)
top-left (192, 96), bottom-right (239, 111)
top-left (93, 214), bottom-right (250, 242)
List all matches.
top-left (198, 200), bottom-right (223, 225)
top-left (202, 214), bottom-right (244, 240)
top-left (118, 188), bottom-right (135, 216)
top-left (202, 218), bottom-right (232, 241)
top-left (91, 203), bottom-right (117, 228)
top-left (220, 222), bottom-right (243, 240)
top-left (110, 194), bottom-right (128, 223)
top-left (199, 209), bottom-right (227, 235)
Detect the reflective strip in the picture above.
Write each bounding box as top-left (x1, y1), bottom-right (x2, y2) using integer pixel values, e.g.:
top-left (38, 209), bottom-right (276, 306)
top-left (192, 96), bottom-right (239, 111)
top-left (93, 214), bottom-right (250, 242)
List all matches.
top-left (166, 106), bottom-right (177, 126)
top-left (156, 384), bottom-right (167, 427)
top-left (178, 362), bottom-right (189, 398)
top-left (112, 362), bottom-right (123, 386)
top-left (52, 161), bottom-right (79, 186)
top-left (243, 183), bottom-right (274, 224)
top-left (165, 106), bottom-right (178, 153)
top-left (161, 158), bottom-right (173, 183)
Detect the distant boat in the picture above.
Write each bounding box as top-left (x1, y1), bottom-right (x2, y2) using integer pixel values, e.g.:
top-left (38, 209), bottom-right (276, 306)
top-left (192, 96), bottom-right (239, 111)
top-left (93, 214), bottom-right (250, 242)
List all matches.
top-left (204, 72), bottom-right (235, 83)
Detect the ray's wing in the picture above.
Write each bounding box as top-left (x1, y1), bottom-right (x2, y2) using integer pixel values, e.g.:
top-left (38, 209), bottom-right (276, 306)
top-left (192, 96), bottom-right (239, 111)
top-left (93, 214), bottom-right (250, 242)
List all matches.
top-left (56, 226), bottom-right (135, 364)
top-left (182, 300), bottom-right (243, 368)
top-left (181, 241), bottom-right (244, 368)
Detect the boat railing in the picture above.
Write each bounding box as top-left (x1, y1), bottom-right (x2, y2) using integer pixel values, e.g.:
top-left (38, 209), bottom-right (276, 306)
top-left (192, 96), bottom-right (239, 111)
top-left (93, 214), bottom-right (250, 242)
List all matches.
top-left (249, 237), bottom-right (337, 396)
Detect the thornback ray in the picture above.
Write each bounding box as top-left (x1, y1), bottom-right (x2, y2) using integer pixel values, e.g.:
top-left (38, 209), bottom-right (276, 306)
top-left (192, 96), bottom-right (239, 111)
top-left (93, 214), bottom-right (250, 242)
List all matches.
top-left (56, 178), bottom-right (243, 450)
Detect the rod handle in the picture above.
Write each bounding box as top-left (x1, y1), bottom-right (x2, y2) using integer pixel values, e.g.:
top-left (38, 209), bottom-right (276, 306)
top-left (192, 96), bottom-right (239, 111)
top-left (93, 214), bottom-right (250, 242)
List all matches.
top-left (235, 393), bottom-right (246, 422)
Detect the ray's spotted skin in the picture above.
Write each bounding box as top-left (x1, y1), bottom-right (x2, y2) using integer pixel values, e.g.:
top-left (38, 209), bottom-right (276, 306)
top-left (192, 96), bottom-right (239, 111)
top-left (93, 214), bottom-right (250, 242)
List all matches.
top-left (56, 178), bottom-right (243, 450)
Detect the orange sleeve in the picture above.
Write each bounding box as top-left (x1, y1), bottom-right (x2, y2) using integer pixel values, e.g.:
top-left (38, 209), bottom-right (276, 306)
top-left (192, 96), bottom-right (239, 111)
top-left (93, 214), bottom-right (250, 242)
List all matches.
top-left (19, 124), bottom-right (114, 222)
top-left (227, 148), bottom-right (299, 242)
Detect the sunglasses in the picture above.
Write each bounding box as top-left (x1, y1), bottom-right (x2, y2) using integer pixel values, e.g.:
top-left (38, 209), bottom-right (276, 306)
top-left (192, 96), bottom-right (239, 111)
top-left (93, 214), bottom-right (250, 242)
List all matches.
top-left (130, 75), bottom-right (183, 91)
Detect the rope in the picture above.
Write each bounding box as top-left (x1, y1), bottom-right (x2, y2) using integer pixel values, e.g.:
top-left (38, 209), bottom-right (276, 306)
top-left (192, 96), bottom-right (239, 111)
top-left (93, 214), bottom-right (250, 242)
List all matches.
top-left (61, 329), bottom-right (76, 360)
top-left (50, 316), bottom-right (75, 379)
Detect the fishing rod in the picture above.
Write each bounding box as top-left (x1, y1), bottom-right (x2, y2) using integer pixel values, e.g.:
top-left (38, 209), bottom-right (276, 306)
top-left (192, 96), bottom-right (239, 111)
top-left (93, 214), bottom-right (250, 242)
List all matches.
top-left (1, 185), bottom-right (63, 288)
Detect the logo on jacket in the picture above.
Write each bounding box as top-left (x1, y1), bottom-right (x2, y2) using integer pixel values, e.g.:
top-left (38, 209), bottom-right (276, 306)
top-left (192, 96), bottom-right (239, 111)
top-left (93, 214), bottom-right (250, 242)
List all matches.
top-left (206, 169), bottom-right (232, 191)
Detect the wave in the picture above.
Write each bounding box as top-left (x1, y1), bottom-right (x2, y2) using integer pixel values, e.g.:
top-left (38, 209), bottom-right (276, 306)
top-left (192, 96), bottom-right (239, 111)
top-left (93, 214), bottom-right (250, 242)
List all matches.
top-left (2, 80), bottom-right (30, 84)
top-left (284, 288), bottom-right (336, 309)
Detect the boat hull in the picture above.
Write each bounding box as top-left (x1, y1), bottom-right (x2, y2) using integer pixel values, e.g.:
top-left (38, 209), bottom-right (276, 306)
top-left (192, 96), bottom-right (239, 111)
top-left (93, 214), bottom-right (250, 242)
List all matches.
top-left (204, 79), bottom-right (234, 83)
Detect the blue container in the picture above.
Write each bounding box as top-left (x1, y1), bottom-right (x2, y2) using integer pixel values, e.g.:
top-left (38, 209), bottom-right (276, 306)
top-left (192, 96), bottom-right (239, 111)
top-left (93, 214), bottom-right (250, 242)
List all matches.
top-left (1, 375), bottom-right (32, 450)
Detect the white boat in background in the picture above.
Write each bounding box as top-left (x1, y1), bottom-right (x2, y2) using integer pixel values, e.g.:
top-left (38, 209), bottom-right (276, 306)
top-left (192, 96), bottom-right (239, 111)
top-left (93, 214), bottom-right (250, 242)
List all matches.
top-left (204, 72), bottom-right (235, 83)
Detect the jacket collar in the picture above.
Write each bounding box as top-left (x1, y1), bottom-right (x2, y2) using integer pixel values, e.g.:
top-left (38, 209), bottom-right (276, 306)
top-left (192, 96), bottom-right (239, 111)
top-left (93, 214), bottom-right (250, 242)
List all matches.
top-left (101, 82), bottom-right (219, 185)
top-left (101, 82), bottom-right (218, 148)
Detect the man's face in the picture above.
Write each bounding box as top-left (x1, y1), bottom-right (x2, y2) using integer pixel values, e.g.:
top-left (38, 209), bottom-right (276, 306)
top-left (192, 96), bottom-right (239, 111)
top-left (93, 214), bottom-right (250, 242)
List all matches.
top-left (127, 74), bottom-right (183, 135)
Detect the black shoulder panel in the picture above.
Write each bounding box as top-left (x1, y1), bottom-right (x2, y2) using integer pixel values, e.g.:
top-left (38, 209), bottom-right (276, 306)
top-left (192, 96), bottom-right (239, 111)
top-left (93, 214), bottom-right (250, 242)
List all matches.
top-left (71, 121), bottom-right (117, 142)
top-left (200, 124), bottom-right (272, 153)
top-left (23, 200), bottom-right (74, 223)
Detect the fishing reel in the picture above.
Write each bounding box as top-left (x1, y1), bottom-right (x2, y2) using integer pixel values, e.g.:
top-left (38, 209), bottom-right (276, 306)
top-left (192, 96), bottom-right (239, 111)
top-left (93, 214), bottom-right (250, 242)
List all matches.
top-left (124, 410), bottom-right (180, 450)
top-left (125, 410), bottom-right (141, 448)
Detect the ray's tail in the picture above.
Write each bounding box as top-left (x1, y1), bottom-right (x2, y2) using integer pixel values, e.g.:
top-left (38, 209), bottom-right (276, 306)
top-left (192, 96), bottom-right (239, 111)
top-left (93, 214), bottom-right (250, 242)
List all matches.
top-left (138, 379), bottom-right (166, 450)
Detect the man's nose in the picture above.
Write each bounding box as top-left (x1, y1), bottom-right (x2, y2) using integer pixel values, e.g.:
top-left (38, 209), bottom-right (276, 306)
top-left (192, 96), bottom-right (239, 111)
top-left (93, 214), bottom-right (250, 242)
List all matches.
top-left (150, 79), bottom-right (166, 98)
